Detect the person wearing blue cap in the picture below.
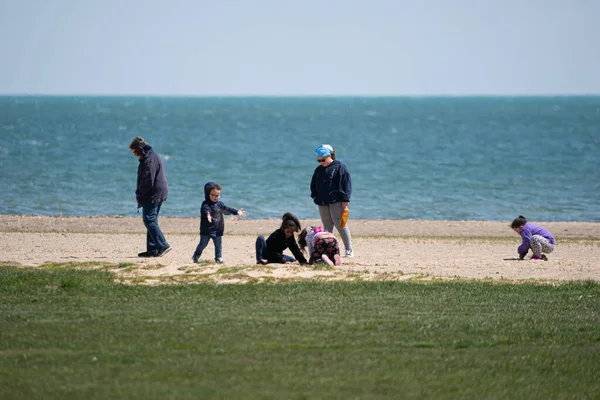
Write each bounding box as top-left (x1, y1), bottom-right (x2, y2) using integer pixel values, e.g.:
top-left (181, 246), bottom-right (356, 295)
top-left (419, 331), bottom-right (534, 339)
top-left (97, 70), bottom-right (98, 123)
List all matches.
top-left (310, 144), bottom-right (354, 257)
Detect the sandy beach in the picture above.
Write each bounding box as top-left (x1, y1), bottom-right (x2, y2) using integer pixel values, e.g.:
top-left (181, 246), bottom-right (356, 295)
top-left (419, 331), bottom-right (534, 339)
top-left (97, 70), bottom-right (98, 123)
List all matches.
top-left (2, 215), bottom-right (599, 284)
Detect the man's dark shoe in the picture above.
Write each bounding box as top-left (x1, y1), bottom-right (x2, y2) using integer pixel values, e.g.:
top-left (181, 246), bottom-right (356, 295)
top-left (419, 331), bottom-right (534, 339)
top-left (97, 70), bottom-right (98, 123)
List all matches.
top-left (157, 246), bottom-right (172, 257)
top-left (138, 251), bottom-right (158, 258)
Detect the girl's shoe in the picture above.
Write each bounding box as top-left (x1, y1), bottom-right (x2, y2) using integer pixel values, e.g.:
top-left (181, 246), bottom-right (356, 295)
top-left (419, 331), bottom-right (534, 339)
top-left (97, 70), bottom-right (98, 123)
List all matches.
top-left (531, 255), bottom-right (548, 261)
top-left (257, 259), bottom-right (268, 265)
top-left (215, 258), bottom-right (224, 263)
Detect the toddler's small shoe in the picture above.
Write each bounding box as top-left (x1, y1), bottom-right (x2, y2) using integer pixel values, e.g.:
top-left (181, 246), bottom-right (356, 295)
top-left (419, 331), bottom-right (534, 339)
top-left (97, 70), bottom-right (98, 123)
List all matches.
top-left (541, 254), bottom-right (548, 261)
top-left (530, 255), bottom-right (547, 261)
top-left (215, 258), bottom-right (224, 264)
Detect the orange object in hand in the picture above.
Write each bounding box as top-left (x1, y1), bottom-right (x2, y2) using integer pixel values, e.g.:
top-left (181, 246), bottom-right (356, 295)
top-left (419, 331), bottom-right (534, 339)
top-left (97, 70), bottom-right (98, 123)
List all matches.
top-left (340, 208), bottom-right (349, 228)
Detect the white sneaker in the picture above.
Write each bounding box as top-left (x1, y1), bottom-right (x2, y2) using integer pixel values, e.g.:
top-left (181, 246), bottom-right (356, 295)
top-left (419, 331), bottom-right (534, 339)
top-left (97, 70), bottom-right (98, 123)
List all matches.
top-left (345, 250), bottom-right (354, 257)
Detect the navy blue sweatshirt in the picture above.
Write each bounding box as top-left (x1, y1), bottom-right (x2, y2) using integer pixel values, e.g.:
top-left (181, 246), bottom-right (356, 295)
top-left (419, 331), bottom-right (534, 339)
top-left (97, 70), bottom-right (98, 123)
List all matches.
top-left (136, 145), bottom-right (168, 207)
top-left (310, 160), bottom-right (352, 205)
top-left (199, 182), bottom-right (239, 237)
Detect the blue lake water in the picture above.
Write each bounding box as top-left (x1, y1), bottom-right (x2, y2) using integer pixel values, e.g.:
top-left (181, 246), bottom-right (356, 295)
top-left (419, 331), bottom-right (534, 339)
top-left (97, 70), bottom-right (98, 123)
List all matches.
top-left (1, 96), bottom-right (598, 221)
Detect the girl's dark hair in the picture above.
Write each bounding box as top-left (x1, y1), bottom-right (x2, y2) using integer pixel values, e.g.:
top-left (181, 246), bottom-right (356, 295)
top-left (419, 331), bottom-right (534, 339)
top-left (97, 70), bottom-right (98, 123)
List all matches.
top-left (281, 212), bottom-right (301, 232)
top-left (510, 215), bottom-right (528, 229)
top-left (298, 228), bottom-right (308, 252)
top-left (129, 136), bottom-right (147, 157)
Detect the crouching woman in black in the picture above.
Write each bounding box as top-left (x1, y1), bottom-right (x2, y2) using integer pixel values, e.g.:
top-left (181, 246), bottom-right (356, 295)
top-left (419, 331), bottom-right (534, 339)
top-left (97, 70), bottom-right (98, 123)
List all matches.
top-left (255, 213), bottom-right (308, 265)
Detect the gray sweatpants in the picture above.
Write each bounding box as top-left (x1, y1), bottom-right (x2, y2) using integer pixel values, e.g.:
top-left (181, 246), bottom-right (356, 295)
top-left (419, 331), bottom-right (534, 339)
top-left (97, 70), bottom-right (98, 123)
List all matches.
top-left (317, 203), bottom-right (353, 253)
top-left (530, 235), bottom-right (555, 257)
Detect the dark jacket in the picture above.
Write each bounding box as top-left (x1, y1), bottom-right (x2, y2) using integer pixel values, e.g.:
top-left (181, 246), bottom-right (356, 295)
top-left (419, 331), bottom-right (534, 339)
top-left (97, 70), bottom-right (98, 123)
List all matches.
top-left (200, 182), bottom-right (239, 237)
top-left (310, 160), bottom-right (352, 205)
top-left (136, 145), bottom-right (168, 207)
top-left (263, 228), bottom-right (308, 264)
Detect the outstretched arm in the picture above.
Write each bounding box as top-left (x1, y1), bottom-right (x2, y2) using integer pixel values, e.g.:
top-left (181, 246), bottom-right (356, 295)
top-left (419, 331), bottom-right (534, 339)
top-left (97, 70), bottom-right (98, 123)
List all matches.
top-left (220, 203), bottom-right (244, 217)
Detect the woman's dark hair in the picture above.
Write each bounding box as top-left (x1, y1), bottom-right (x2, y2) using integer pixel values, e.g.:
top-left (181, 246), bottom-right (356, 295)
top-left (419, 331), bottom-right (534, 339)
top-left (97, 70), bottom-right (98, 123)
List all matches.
top-left (281, 212), bottom-right (301, 232)
top-left (129, 136), bottom-right (147, 157)
top-left (330, 146), bottom-right (337, 160)
top-left (510, 215), bottom-right (528, 229)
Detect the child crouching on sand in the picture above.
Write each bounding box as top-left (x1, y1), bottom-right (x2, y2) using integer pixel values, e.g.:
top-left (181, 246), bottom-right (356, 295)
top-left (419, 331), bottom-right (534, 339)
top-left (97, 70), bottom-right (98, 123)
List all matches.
top-left (298, 226), bottom-right (342, 266)
top-left (255, 213), bottom-right (308, 265)
top-left (510, 215), bottom-right (556, 261)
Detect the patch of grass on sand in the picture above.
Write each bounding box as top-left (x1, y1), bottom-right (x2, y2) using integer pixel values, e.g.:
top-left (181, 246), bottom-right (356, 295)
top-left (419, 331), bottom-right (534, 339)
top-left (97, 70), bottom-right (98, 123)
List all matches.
top-left (39, 261), bottom-right (115, 270)
top-left (1, 266), bottom-right (599, 400)
top-left (139, 264), bottom-right (164, 270)
top-left (311, 262), bottom-right (335, 271)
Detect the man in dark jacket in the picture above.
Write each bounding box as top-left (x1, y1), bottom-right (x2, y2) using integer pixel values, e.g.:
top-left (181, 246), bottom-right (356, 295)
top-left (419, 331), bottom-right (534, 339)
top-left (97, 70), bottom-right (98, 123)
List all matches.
top-left (129, 136), bottom-right (171, 257)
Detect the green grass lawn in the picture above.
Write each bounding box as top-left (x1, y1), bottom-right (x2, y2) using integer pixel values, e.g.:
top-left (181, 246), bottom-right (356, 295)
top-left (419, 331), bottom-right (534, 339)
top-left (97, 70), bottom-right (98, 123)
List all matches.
top-left (1, 265), bottom-right (599, 399)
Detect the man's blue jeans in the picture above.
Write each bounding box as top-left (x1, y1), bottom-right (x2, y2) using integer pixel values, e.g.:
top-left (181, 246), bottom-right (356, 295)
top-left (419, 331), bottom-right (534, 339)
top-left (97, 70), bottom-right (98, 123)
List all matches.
top-left (142, 202), bottom-right (170, 253)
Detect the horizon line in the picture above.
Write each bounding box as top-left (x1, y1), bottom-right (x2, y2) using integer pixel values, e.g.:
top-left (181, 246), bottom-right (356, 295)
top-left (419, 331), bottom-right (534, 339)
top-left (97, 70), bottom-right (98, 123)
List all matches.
top-left (1, 93), bottom-right (600, 98)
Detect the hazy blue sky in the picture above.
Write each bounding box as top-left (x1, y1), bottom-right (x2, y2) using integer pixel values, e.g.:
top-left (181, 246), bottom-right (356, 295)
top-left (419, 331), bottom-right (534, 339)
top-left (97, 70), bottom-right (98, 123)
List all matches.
top-left (1, 0), bottom-right (599, 96)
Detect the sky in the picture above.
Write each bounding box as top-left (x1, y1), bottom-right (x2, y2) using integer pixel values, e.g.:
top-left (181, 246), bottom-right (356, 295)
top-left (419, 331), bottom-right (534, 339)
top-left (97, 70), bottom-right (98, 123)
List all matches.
top-left (1, 0), bottom-right (599, 96)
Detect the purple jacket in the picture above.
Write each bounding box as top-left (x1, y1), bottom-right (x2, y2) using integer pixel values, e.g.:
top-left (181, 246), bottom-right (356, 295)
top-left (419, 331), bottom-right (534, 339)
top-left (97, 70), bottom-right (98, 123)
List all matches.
top-left (518, 222), bottom-right (556, 256)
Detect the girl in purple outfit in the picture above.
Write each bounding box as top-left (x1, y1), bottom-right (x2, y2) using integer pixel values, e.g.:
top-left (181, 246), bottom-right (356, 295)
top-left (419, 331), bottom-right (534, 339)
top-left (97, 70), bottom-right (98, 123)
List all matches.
top-left (510, 216), bottom-right (556, 261)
